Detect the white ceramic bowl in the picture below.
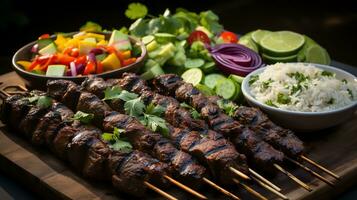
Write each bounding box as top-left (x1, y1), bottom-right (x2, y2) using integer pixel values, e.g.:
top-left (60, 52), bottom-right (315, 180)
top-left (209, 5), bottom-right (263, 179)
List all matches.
top-left (241, 63), bottom-right (357, 132)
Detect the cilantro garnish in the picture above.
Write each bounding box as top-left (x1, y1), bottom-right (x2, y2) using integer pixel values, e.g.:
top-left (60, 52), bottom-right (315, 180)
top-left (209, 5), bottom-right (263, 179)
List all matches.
top-left (321, 71), bottom-right (334, 77)
top-left (125, 3), bottom-right (148, 20)
top-left (180, 102), bottom-right (201, 119)
top-left (102, 127), bottom-right (132, 153)
top-left (277, 93), bottom-right (291, 104)
top-left (72, 111), bottom-right (94, 124)
top-left (265, 100), bottom-right (278, 108)
top-left (249, 75), bottom-right (259, 86)
top-left (217, 99), bottom-right (238, 117)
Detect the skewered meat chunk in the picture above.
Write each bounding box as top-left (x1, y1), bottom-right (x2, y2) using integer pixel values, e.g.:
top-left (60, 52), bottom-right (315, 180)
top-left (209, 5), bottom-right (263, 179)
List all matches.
top-left (49, 79), bottom-right (208, 187)
top-left (47, 80), bottom-right (81, 110)
top-left (2, 93), bottom-right (171, 197)
top-left (153, 74), bottom-right (305, 158)
top-left (19, 106), bottom-right (49, 138)
top-left (51, 102), bottom-right (74, 120)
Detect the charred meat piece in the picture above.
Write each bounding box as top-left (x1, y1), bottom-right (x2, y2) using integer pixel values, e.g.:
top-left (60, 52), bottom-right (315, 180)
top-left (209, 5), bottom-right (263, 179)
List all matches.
top-left (151, 73), bottom-right (184, 96)
top-left (52, 126), bottom-right (78, 160)
top-left (103, 111), bottom-right (161, 151)
top-left (19, 106), bottom-right (49, 138)
top-left (118, 72), bottom-right (151, 94)
top-left (233, 128), bottom-right (284, 173)
top-left (76, 92), bottom-right (111, 128)
top-left (82, 76), bottom-right (113, 99)
top-left (68, 128), bottom-right (111, 180)
top-left (51, 102), bottom-right (74, 121)
top-left (32, 111), bottom-right (63, 146)
top-left (171, 128), bottom-right (248, 185)
top-left (6, 95), bottom-right (31, 130)
top-left (109, 150), bottom-right (169, 197)
top-left (47, 80), bottom-right (81, 111)
top-left (175, 83), bottom-right (200, 104)
top-left (1, 94), bottom-right (24, 125)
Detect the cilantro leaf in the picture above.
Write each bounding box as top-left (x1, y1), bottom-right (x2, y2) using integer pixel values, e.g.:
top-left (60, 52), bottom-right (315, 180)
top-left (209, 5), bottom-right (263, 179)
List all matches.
top-left (111, 140), bottom-right (133, 153)
top-left (277, 93), bottom-right (291, 104)
top-left (145, 103), bottom-right (165, 116)
top-left (72, 111), bottom-right (94, 124)
top-left (125, 3), bottom-right (148, 20)
top-left (37, 96), bottom-right (52, 108)
top-left (28, 96), bottom-right (40, 103)
top-left (118, 90), bottom-right (138, 101)
top-left (124, 97), bottom-right (145, 118)
top-left (101, 133), bottom-right (114, 142)
top-left (180, 102), bottom-right (201, 119)
top-left (103, 86), bottom-right (123, 101)
top-left (144, 114), bottom-right (169, 137)
top-left (249, 75), bottom-right (259, 86)
top-left (321, 71), bottom-right (334, 77)
top-left (217, 100), bottom-right (238, 117)
top-left (265, 100), bottom-right (278, 107)
top-left (199, 10), bottom-right (223, 34)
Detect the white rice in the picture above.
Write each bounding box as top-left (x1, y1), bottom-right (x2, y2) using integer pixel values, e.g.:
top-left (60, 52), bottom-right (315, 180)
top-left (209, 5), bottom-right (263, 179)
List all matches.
top-left (249, 63), bottom-right (357, 112)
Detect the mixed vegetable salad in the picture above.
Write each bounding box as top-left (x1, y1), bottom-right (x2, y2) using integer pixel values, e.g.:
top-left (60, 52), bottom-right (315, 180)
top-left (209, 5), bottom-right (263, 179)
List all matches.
top-left (16, 2), bottom-right (332, 104)
top-left (17, 24), bottom-right (141, 77)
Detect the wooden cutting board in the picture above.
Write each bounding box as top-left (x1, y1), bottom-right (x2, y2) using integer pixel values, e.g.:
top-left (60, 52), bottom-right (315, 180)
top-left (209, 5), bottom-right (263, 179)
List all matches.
top-left (0, 71), bottom-right (356, 200)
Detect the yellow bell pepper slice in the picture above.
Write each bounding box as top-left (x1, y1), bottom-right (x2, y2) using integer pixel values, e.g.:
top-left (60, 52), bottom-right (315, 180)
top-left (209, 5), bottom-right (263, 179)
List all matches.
top-left (101, 53), bottom-right (121, 71)
top-left (16, 61), bottom-right (32, 71)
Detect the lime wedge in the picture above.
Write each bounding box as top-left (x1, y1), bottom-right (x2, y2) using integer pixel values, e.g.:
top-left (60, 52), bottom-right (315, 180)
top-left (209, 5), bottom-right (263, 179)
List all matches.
top-left (262, 53), bottom-right (298, 64)
top-left (305, 45), bottom-right (331, 65)
top-left (239, 37), bottom-right (259, 53)
top-left (181, 68), bottom-right (204, 86)
top-left (251, 29), bottom-right (272, 44)
top-left (260, 31), bottom-right (305, 56)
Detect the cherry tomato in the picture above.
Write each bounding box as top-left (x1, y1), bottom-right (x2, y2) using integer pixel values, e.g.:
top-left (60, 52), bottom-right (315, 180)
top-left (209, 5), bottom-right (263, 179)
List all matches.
top-left (219, 31), bottom-right (238, 43)
top-left (187, 31), bottom-right (210, 45)
top-left (38, 34), bottom-right (50, 40)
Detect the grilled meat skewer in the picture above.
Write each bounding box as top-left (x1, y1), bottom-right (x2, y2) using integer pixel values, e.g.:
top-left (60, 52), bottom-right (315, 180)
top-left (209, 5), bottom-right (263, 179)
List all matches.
top-left (81, 76), bottom-right (250, 183)
top-left (47, 80), bottom-right (209, 187)
top-left (152, 74), bottom-right (304, 158)
top-left (1, 92), bottom-right (171, 197)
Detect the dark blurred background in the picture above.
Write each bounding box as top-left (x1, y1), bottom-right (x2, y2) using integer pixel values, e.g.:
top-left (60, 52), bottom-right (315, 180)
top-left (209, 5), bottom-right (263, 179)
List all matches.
top-left (0, 0), bottom-right (356, 199)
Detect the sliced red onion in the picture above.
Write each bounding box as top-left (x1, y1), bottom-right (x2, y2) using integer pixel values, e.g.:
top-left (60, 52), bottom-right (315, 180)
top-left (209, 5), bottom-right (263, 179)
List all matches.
top-left (76, 63), bottom-right (85, 75)
top-left (31, 44), bottom-right (39, 53)
top-left (90, 48), bottom-right (104, 55)
top-left (211, 43), bottom-right (263, 76)
top-left (70, 62), bottom-right (77, 77)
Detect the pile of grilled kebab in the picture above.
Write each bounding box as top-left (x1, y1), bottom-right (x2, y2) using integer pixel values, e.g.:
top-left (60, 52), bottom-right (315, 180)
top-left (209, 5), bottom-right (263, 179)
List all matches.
top-left (0, 72), bottom-right (339, 200)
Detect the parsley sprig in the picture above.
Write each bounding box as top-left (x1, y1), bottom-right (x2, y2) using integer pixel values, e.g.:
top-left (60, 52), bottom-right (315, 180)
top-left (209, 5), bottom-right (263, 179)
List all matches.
top-left (102, 127), bottom-right (133, 153)
top-left (180, 102), bottom-right (201, 119)
top-left (217, 99), bottom-right (238, 117)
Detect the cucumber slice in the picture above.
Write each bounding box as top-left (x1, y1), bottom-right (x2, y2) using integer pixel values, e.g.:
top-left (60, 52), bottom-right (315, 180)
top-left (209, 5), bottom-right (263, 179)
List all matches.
top-left (146, 40), bottom-right (159, 52)
top-left (215, 78), bottom-right (237, 99)
top-left (196, 84), bottom-right (215, 96)
top-left (154, 33), bottom-right (176, 43)
top-left (229, 74), bottom-right (245, 84)
top-left (46, 65), bottom-right (66, 77)
top-left (142, 35), bottom-right (155, 45)
top-left (38, 38), bottom-right (53, 50)
top-left (140, 65), bottom-right (165, 80)
top-left (143, 59), bottom-right (160, 72)
top-left (184, 58), bottom-right (205, 68)
top-left (181, 68), bottom-right (204, 86)
top-left (202, 62), bottom-right (216, 73)
top-left (204, 73), bottom-right (226, 89)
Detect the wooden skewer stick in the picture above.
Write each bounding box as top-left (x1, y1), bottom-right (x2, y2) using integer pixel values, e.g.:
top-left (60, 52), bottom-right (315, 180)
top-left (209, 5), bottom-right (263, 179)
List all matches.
top-left (144, 181), bottom-right (178, 200)
top-left (286, 157), bottom-right (335, 187)
top-left (233, 179), bottom-right (268, 200)
top-left (274, 164), bottom-right (312, 192)
top-left (163, 175), bottom-right (207, 199)
top-left (300, 155), bottom-right (340, 180)
top-left (202, 177), bottom-right (241, 200)
top-left (229, 167), bottom-right (251, 180)
top-left (251, 176), bottom-right (289, 200)
top-left (249, 168), bottom-right (282, 192)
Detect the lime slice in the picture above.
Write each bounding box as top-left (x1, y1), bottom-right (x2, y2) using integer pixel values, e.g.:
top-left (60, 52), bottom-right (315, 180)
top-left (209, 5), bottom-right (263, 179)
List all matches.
top-left (215, 78), bottom-right (237, 99)
top-left (229, 74), bottom-right (245, 84)
top-left (202, 62), bottom-right (217, 73)
top-left (181, 68), bottom-right (204, 86)
top-left (196, 84), bottom-right (215, 96)
top-left (251, 29), bottom-right (272, 44)
top-left (262, 53), bottom-right (298, 64)
top-left (239, 37), bottom-right (259, 53)
top-left (184, 58), bottom-right (205, 68)
top-left (204, 73), bottom-right (226, 89)
top-left (239, 31), bottom-right (255, 41)
top-left (260, 31), bottom-right (305, 56)
top-left (305, 45), bottom-right (331, 65)
top-left (142, 35), bottom-right (155, 45)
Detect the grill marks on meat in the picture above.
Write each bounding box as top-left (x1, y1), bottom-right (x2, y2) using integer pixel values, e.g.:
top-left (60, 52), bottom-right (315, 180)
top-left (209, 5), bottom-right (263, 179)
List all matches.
top-left (20, 106), bottom-right (49, 138)
top-left (2, 94), bottom-right (171, 197)
top-left (103, 111), bottom-right (207, 186)
top-left (151, 73), bottom-right (184, 96)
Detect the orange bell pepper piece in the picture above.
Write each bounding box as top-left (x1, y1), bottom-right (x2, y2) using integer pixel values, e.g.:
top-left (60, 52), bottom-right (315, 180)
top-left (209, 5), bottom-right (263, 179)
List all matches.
top-left (122, 58), bottom-right (136, 66)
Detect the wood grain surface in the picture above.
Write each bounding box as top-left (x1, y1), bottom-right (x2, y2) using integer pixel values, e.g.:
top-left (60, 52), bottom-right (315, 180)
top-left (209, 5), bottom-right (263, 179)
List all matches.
top-left (0, 72), bottom-right (356, 200)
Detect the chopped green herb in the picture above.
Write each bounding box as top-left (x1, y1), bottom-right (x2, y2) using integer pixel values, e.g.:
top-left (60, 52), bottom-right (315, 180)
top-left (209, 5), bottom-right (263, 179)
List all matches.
top-left (277, 93), bottom-right (291, 104)
top-left (249, 75), bottom-right (259, 85)
top-left (142, 114), bottom-right (169, 137)
top-left (102, 128), bottom-right (132, 153)
top-left (124, 97), bottom-right (145, 118)
top-left (262, 78), bottom-right (273, 89)
top-left (265, 100), bottom-right (278, 107)
top-left (291, 84), bottom-right (302, 94)
top-left (103, 86), bottom-right (123, 100)
top-left (125, 3), bottom-right (148, 20)
top-left (117, 90), bottom-right (139, 101)
top-left (342, 79), bottom-right (348, 84)
top-left (327, 98), bottom-right (334, 104)
top-left (217, 99), bottom-right (238, 117)
top-left (72, 111), bottom-right (94, 124)
top-left (180, 102), bottom-right (201, 119)
top-left (347, 89), bottom-right (353, 99)
top-left (288, 72), bottom-right (309, 83)
top-left (145, 103), bottom-right (166, 117)
top-left (321, 71), bottom-right (334, 77)
top-left (36, 96), bottom-right (52, 108)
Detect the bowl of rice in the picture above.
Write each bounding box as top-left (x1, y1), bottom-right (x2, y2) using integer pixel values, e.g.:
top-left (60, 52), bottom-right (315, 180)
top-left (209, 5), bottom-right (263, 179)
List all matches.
top-left (241, 62), bottom-right (357, 131)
